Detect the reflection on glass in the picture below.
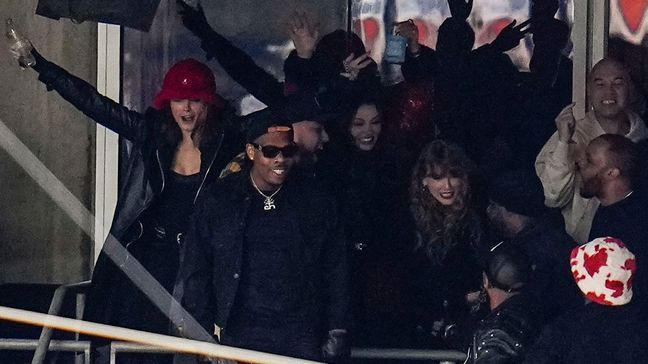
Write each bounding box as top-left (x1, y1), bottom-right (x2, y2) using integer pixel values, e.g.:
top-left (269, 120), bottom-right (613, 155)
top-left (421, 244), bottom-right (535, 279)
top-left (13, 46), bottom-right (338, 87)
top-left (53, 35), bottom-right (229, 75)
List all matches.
top-left (352, 0), bottom-right (574, 76)
top-left (123, 0), bottom-right (347, 115)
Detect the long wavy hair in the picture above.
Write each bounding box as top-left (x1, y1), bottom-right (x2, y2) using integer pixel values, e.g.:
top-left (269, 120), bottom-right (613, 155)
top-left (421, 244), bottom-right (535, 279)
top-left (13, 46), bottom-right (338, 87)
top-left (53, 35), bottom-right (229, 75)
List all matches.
top-left (410, 140), bottom-right (478, 264)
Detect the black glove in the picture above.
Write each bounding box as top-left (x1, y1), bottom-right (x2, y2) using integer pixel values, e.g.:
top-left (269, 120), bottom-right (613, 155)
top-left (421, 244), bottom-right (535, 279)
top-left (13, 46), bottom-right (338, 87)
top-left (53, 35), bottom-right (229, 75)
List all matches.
top-left (321, 329), bottom-right (349, 363)
top-left (177, 0), bottom-right (215, 38)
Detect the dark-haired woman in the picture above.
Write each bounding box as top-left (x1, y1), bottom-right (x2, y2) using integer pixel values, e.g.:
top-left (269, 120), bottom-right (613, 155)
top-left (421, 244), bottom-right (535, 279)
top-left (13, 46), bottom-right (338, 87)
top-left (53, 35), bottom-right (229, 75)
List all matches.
top-left (408, 140), bottom-right (485, 350)
top-left (28, 51), bottom-right (241, 363)
top-left (320, 98), bottom-right (415, 349)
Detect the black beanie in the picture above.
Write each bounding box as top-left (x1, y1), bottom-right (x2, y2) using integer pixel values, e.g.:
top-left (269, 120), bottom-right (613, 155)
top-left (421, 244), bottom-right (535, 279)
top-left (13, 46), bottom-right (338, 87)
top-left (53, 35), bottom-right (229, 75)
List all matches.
top-left (489, 170), bottom-right (547, 218)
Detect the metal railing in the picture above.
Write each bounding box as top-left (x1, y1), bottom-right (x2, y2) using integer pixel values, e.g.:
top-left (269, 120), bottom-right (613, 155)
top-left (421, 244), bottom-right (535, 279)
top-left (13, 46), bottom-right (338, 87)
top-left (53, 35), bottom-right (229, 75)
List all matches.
top-left (109, 342), bottom-right (177, 364)
top-left (31, 281), bottom-right (91, 364)
top-left (0, 281), bottom-right (91, 364)
top-left (0, 301), bottom-right (468, 364)
top-left (0, 338), bottom-right (91, 364)
top-left (352, 348), bottom-right (466, 362)
top-left (108, 342), bottom-right (467, 363)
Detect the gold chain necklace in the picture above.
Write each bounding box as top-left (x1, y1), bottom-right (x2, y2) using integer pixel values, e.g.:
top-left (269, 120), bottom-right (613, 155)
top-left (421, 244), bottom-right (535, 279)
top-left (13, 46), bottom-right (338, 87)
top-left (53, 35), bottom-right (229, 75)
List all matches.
top-left (250, 175), bottom-right (282, 211)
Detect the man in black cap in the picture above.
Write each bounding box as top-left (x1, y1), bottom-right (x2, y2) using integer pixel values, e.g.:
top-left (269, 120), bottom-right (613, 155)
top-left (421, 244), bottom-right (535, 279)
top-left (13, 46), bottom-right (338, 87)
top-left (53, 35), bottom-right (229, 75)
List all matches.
top-left (173, 110), bottom-right (350, 362)
top-left (467, 245), bottom-right (540, 363)
top-left (486, 169), bottom-right (580, 322)
top-left (219, 108), bottom-right (332, 179)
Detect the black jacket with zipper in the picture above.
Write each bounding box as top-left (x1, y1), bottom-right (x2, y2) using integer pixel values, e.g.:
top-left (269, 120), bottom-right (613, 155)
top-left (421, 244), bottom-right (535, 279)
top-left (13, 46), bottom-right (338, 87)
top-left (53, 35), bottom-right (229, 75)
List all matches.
top-left (173, 169), bottom-right (351, 341)
top-left (32, 51), bottom-right (242, 326)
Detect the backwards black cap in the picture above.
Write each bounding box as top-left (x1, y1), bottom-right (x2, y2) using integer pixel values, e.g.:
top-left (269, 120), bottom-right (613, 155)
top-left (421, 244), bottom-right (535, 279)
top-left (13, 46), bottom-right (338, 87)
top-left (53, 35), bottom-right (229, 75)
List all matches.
top-left (244, 108), bottom-right (293, 143)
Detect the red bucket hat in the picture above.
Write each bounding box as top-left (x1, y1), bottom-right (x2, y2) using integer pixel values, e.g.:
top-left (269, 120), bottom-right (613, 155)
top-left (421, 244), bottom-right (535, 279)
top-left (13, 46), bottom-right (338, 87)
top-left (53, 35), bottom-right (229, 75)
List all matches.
top-left (152, 58), bottom-right (224, 110)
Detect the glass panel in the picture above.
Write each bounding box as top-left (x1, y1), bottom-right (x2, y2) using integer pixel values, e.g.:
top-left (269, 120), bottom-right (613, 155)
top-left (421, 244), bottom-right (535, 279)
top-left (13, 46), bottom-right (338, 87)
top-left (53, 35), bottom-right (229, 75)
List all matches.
top-left (609, 0), bottom-right (648, 117)
top-left (122, 0), bottom-right (348, 116)
top-left (352, 0), bottom-right (574, 83)
top-left (610, 0), bottom-right (648, 45)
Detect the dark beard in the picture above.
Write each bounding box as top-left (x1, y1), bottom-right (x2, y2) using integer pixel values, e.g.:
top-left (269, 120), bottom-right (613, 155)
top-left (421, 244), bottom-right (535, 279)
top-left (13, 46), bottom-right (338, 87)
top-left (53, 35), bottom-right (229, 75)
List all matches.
top-left (579, 177), bottom-right (600, 199)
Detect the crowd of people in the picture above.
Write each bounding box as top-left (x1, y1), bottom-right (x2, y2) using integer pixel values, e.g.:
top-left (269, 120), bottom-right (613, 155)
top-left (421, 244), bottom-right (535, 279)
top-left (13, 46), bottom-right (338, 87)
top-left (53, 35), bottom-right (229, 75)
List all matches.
top-left (12, 0), bottom-right (648, 363)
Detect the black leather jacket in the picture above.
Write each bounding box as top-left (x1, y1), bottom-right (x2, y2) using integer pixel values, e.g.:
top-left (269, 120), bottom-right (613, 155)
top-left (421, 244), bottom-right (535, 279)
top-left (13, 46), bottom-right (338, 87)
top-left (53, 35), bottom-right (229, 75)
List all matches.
top-left (32, 52), bottom-right (241, 325)
top-left (468, 294), bottom-right (540, 364)
top-left (173, 170), bottom-right (350, 339)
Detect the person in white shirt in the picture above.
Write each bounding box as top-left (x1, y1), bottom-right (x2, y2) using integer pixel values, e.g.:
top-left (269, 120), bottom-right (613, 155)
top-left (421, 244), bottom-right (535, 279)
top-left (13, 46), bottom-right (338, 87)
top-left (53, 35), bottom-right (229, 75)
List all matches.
top-left (535, 58), bottom-right (648, 243)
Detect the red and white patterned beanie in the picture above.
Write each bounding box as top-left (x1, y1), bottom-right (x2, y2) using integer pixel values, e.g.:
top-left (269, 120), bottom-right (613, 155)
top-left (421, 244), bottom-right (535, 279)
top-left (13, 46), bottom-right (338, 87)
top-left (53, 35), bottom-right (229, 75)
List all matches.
top-left (570, 237), bottom-right (636, 306)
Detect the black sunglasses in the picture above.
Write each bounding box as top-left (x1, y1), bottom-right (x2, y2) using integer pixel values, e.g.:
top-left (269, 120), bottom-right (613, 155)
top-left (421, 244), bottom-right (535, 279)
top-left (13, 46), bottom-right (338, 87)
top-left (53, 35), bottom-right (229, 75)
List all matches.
top-left (251, 143), bottom-right (299, 158)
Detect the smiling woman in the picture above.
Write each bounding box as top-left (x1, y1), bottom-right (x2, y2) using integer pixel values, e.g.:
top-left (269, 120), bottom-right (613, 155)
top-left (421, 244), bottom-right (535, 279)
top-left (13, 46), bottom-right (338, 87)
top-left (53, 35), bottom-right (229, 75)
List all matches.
top-left (407, 139), bottom-right (485, 349)
top-left (410, 140), bottom-right (479, 262)
top-left (349, 103), bottom-right (383, 152)
top-left (25, 50), bottom-right (243, 364)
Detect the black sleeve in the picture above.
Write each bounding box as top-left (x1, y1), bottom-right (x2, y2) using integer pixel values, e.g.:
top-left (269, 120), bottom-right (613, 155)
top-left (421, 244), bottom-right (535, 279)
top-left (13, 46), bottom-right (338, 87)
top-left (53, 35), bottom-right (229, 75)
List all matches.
top-left (401, 45), bottom-right (438, 83)
top-left (31, 50), bottom-right (149, 143)
top-left (283, 50), bottom-right (318, 95)
top-left (472, 329), bottom-right (522, 364)
top-left (284, 51), bottom-right (382, 113)
top-left (522, 321), bottom-right (565, 364)
top-left (198, 30), bottom-right (286, 108)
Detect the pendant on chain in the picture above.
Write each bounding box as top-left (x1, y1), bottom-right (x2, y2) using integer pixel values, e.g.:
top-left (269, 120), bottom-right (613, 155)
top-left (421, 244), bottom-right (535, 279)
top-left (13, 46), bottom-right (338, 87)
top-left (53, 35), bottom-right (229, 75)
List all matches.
top-left (263, 197), bottom-right (276, 210)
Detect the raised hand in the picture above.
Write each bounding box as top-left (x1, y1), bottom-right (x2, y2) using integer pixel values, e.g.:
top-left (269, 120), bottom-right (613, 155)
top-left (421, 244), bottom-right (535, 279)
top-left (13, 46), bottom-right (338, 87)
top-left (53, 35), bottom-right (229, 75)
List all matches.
top-left (340, 53), bottom-right (373, 81)
top-left (531, 0), bottom-right (559, 21)
top-left (490, 19), bottom-right (531, 53)
top-left (289, 11), bottom-right (320, 59)
top-left (393, 19), bottom-right (420, 54)
top-left (176, 0), bottom-right (214, 37)
top-left (448, 0), bottom-right (474, 20)
top-left (556, 103), bottom-right (577, 144)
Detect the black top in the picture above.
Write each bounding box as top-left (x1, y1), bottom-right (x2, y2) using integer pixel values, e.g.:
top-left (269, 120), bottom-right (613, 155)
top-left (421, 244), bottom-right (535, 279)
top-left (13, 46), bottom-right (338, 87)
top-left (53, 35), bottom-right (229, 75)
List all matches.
top-left (497, 212), bottom-right (581, 323)
top-left (142, 171), bottom-right (203, 238)
top-left (230, 187), bottom-right (316, 328)
top-left (110, 171), bottom-right (202, 335)
top-left (589, 190), bottom-right (648, 306)
top-left (175, 170), bottom-right (350, 339)
top-left (407, 214), bottom-right (484, 349)
top-left (525, 302), bottom-right (648, 364)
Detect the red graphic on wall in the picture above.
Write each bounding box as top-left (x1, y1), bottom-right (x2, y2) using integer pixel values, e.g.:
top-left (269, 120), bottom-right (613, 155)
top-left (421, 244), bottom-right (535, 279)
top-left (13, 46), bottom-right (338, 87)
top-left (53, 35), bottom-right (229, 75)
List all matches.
top-left (618, 0), bottom-right (648, 33)
top-left (476, 18), bottom-right (514, 46)
top-left (355, 18), bottom-right (380, 50)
